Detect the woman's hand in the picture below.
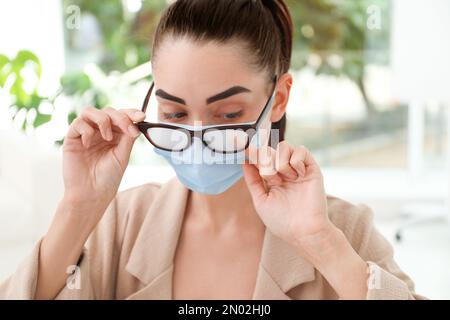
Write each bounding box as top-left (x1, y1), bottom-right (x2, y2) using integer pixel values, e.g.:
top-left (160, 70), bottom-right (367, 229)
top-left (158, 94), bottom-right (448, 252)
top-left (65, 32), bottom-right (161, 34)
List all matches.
top-left (243, 141), bottom-right (332, 253)
top-left (243, 141), bottom-right (369, 299)
top-left (62, 107), bottom-right (145, 220)
top-left (36, 107), bottom-right (145, 300)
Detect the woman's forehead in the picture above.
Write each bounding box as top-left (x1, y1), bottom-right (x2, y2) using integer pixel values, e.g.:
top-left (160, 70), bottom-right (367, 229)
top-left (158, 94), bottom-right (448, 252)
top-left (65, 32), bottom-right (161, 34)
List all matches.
top-left (152, 37), bottom-right (266, 88)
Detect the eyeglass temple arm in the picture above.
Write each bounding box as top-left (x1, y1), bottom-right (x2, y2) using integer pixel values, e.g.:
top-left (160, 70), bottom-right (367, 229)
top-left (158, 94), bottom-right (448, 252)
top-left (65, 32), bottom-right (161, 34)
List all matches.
top-left (255, 76), bottom-right (278, 129)
top-left (141, 82), bottom-right (155, 114)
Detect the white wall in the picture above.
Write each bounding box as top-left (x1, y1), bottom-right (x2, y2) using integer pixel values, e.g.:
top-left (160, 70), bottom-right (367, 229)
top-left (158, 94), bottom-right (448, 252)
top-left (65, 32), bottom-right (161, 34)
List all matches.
top-left (391, 0), bottom-right (450, 102)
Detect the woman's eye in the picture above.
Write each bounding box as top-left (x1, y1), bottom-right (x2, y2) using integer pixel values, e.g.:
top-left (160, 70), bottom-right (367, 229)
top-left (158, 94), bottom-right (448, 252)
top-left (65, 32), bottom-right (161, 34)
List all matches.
top-left (221, 111), bottom-right (243, 120)
top-left (163, 112), bottom-right (187, 119)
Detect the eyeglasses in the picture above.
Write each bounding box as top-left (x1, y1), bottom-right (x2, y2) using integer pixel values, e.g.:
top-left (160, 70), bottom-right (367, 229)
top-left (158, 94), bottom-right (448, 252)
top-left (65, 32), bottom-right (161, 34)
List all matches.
top-left (136, 76), bottom-right (278, 154)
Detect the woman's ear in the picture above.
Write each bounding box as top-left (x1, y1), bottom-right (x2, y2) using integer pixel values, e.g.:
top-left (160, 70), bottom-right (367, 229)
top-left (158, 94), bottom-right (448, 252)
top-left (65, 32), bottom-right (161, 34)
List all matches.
top-left (270, 73), bottom-right (293, 123)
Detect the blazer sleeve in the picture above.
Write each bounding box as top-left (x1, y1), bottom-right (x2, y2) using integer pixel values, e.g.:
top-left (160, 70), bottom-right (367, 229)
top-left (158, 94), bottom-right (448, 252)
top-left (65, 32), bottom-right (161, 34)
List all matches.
top-left (345, 203), bottom-right (427, 300)
top-left (0, 197), bottom-right (124, 300)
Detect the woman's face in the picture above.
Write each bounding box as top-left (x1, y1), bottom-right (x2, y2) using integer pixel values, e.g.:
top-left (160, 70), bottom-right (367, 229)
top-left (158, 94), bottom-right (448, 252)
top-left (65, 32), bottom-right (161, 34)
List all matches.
top-left (151, 36), bottom-right (290, 127)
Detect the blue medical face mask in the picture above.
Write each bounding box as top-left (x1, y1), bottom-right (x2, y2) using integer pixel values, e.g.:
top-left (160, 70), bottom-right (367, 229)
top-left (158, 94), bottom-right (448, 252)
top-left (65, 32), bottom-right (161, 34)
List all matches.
top-left (154, 137), bottom-right (247, 195)
top-left (153, 96), bottom-right (275, 195)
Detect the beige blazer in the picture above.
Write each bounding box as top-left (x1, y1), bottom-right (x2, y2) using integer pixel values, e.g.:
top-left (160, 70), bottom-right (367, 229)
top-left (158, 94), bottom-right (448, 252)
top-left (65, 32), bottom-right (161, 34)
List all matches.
top-left (0, 178), bottom-right (424, 300)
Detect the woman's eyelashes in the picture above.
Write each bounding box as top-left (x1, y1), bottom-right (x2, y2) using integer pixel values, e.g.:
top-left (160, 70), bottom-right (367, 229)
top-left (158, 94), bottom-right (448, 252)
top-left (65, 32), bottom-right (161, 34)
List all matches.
top-left (162, 112), bottom-right (187, 120)
top-left (161, 110), bottom-right (244, 121)
top-left (218, 110), bottom-right (243, 120)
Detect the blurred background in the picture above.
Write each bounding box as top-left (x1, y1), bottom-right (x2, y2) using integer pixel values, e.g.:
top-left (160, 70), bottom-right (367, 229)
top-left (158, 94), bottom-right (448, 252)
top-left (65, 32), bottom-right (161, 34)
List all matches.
top-left (1, 0), bottom-right (449, 299)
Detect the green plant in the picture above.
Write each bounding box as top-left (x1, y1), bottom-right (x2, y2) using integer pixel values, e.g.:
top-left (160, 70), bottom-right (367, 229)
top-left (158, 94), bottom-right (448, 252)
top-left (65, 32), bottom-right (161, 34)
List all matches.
top-left (0, 50), bottom-right (54, 130)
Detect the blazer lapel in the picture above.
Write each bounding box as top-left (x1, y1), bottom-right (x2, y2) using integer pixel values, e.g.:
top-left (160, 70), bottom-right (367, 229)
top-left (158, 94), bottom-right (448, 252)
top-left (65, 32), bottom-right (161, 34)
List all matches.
top-left (125, 178), bottom-right (189, 300)
top-left (252, 230), bottom-right (316, 300)
top-left (124, 177), bottom-right (316, 300)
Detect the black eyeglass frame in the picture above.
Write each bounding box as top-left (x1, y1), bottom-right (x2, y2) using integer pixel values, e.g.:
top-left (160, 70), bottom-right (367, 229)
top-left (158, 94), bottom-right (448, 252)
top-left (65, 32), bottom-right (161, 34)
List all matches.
top-left (136, 76), bottom-right (278, 154)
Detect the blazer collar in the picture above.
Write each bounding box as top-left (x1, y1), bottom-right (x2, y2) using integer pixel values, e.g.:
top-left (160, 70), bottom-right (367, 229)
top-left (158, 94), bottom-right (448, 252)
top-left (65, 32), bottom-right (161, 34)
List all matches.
top-left (125, 178), bottom-right (315, 300)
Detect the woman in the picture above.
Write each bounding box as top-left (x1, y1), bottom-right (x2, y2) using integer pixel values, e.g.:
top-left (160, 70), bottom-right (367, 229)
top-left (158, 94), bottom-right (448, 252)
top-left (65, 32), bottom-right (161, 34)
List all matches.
top-left (0, 0), bottom-right (422, 300)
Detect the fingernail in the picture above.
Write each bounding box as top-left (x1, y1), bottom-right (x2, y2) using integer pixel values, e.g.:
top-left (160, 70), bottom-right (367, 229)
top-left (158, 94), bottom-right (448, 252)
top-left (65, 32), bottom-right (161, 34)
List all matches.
top-left (128, 124), bottom-right (140, 137)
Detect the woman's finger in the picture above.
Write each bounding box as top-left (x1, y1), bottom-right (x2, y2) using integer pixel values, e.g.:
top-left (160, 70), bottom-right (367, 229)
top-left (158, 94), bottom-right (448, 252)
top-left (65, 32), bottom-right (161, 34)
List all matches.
top-left (113, 110), bottom-right (145, 159)
top-left (80, 107), bottom-right (113, 141)
top-left (242, 163), bottom-right (268, 202)
top-left (275, 141), bottom-right (298, 180)
top-left (118, 108), bottom-right (146, 123)
top-left (67, 118), bottom-right (95, 148)
top-left (104, 107), bottom-right (139, 138)
top-left (289, 146), bottom-right (317, 178)
top-left (118, 109), bottom-right (146, 138)
top-left (257, 146), bottom-right (283, 186)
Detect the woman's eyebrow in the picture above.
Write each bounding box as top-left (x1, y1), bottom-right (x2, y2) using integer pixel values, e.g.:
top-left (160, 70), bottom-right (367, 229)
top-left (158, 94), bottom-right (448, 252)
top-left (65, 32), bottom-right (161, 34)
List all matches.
top-left (155, 89), bottom-right (186, 105)
top-left (206, 86), bottom-right (251, 104)
top-left (155, 86), bottom-right (251, 106)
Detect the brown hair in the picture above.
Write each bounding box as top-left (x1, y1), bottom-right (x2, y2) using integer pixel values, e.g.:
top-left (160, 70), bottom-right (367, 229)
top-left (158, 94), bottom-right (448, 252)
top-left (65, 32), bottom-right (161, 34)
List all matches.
top-left (152, 0), bottom-right (293, 141)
